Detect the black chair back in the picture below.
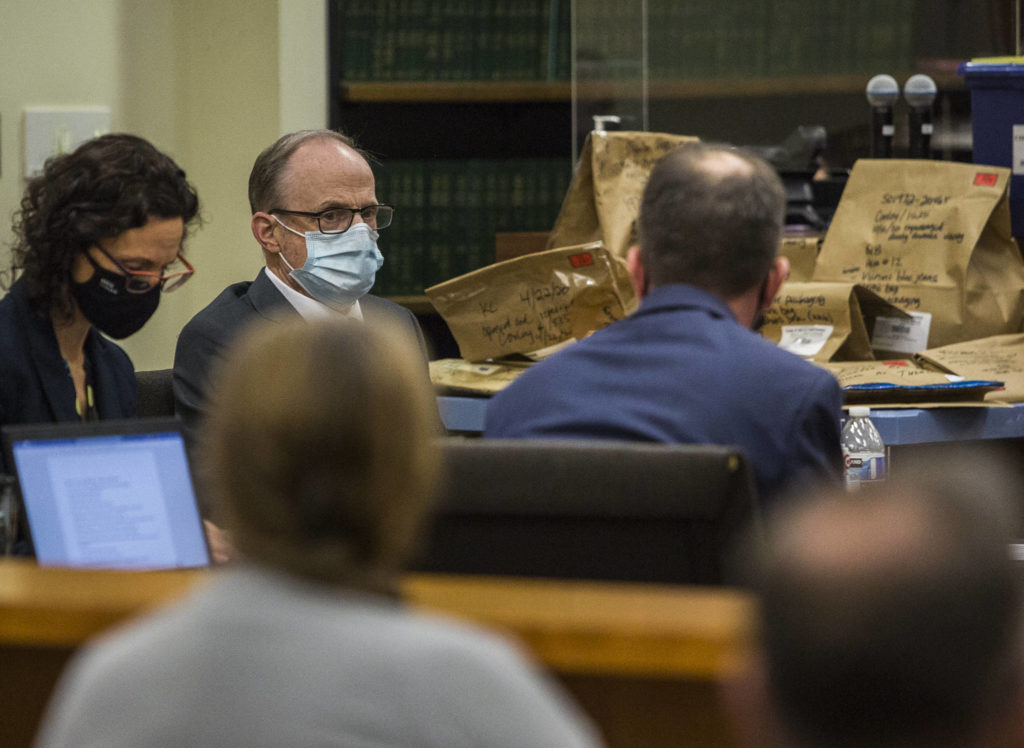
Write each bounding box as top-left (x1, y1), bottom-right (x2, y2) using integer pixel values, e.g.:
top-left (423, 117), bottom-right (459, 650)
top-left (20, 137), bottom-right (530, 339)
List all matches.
top-left (412, 439), bottom-right (759, 585)
top-left (136, 369), bottom-right (175, 419)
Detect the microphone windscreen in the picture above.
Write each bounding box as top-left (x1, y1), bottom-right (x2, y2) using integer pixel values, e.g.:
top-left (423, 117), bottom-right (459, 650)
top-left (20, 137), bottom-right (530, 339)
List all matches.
top-left (866, 74), bottom-right (900, 106)
top-left (904, 74), bottom-right (938, 107)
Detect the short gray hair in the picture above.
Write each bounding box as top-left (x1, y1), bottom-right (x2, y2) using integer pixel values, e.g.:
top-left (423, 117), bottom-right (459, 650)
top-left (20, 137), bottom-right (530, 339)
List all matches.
top-left (638, 141), bottom-right (785, 297)
top-left (247, 129), bottom-right (362, 213)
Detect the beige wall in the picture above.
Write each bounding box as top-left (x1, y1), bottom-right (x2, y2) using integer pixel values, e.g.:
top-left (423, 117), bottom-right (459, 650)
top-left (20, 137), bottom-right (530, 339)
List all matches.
top-left (0, 0), bottom-right (327, 370)
top-left (0, 0), bottom-right (123, 257)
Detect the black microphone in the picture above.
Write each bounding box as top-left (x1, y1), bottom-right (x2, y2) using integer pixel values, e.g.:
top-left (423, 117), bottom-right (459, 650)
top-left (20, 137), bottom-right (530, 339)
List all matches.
top-left (904, 74), bottom-right (937, 159)
top-left (866, 74), bottom-right (899, 158)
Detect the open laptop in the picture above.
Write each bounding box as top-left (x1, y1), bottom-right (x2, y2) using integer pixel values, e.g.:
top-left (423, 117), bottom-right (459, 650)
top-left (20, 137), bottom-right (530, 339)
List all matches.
top-left (1, 418), bottom-right (210, 570)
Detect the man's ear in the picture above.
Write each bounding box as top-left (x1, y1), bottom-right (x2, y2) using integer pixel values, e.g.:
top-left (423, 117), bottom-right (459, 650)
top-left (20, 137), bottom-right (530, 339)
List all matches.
top-left (252, 212), bottom-right (281, 254)
top-left (627, 245), bottom-right (647, 299)
top-left (761, 256), bottom-right (789, 309)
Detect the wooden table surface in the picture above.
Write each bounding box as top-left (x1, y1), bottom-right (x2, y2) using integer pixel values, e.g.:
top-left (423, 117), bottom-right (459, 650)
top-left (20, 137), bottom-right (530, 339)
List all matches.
top-left (0, 559), bottom-right (755, 678)
top-left (0, 560), bottom-right (755, 748)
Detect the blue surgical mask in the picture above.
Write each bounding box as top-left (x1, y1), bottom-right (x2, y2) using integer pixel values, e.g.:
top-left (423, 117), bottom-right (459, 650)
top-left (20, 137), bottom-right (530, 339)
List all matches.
top-left (275, 219), bottom-right (384, 309)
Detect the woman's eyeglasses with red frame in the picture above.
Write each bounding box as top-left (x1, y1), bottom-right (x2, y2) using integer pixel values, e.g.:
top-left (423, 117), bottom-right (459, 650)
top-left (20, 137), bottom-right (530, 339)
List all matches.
top-left (86, 244), bottom-right (195, 294)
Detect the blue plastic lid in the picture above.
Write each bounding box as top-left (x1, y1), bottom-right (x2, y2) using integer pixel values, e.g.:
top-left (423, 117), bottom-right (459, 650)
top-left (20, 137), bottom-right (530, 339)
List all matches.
top-left (958, 60), bottom-right (1024, 76)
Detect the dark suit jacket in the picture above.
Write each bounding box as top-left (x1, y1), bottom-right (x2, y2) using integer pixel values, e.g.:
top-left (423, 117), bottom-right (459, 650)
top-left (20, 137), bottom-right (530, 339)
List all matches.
top-left (0, 279), bottom-right (137, 470)
top-left (173, 269), bottom-right (431, 449)
top-left (484, 283), bottom-right (844, 505)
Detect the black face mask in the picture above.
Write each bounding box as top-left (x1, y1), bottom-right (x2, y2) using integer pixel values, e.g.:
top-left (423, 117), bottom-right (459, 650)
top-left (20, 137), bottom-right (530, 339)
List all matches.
top-left (70, 264), bottom-right (160, 339)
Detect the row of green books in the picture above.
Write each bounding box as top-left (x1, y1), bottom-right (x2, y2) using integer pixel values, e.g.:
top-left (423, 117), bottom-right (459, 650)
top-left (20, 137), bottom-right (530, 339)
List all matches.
top-left (333, 0), bottom-right (570, 82)
top-left (333, 0), bottom-right (914, 84)
top-left (371, 158), bottom-right (572, 297)
top-left (643, 0), bottom-right (914, 79)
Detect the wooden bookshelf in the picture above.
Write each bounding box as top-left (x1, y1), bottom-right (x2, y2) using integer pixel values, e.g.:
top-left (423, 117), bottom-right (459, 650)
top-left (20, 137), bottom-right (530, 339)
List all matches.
top-left (341, 81), bottom-right (572, 103)
top-left (341, 72), bottom-right (964, 104)
top-left (332, 0), bottom-right (975, 305)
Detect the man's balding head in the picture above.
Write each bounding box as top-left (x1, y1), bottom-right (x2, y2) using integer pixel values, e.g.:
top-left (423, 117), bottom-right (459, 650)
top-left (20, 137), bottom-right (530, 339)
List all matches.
top-left (246, 130), bottom-right (380, 298)
top-left (636, 142), bottom-right (785, 298)
top-left (248, 129), bottom-right (368, 214)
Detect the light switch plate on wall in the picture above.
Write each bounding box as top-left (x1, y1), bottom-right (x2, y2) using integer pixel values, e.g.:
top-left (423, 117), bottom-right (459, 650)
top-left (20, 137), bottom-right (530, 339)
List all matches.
top-left (23, 107), bottom-right (111, 178)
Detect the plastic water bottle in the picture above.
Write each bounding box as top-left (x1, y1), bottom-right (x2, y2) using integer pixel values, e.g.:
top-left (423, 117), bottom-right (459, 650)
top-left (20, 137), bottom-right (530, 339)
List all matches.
top-left (842, 406), bottom-right (886, 489)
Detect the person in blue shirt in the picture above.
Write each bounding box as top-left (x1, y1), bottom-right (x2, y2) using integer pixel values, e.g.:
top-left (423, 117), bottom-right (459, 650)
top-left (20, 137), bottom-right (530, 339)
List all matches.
top-left (485, 142), bottom-right (842, 504)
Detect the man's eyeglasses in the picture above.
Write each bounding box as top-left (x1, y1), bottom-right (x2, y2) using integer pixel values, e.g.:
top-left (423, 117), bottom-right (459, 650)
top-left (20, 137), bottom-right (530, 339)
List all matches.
top-left (86, 244), bottom-right (195, 294)
top-left (270, 205), bottom-right (394, 234)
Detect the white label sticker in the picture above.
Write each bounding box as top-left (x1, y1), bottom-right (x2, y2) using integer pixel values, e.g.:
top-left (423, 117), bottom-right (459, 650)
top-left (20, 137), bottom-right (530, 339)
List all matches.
top-left (872, 311), bottom-right (932, 354)
top-left (778, 325), bottom-right (833, 357)
top-left (1014, 125), bottom-right (1024, 175)
top-left (844, 451), bottom-right (886, 487)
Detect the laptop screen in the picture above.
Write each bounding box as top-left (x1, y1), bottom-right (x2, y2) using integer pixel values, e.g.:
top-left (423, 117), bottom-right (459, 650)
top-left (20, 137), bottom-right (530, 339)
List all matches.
top-left (2, 419), bottom-right (210, 570)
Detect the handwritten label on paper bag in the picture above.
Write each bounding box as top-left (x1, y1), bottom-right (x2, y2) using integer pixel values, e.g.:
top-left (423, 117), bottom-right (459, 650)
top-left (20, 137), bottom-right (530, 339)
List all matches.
top-left (426, 242), bottom-right (636, 362)
top-left (916, 333), bottom-right (1024, 402)
top-left (761, 282), bottom-right (907, 362)
top-left (823, 360), bottom-right (954, 389)
top-left (813, 159), bottom-right (1024, 348)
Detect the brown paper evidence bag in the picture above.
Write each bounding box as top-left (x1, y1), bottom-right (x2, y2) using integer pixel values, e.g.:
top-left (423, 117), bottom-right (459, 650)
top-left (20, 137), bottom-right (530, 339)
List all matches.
top-left (547, 131), bottom-right (697, 259)
top-left (916, 333), bottom-right (1024, 403)
top-left (547, 146), bottom-right (1024, 356)
top-left (430, 154), bottom-right (1024, 404)
top-left (760, 282), bottom-right (1009, 405)
top-left (812, 159), bottom-right (1024, 350)
top-left (760, 281), bottom-right (908, 362)
top-left (425, 242), bottom-right (636, 363)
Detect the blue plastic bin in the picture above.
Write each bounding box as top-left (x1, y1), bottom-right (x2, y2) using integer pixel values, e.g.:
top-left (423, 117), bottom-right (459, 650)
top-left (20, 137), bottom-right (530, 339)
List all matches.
top-left (958, 61), bottom-right (1024, 238)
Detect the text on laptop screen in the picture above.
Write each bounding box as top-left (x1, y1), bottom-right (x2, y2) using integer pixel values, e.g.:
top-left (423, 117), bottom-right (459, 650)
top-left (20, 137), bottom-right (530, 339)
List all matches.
top-left (11, 430), bottom-right (209, 569)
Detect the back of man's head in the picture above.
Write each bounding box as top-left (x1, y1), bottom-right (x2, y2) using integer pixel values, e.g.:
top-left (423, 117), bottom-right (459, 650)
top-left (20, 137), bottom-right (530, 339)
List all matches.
top-left (750, 452), bottom-right (1024, 748)
top-left (638, 142), bottom-right (785, 297)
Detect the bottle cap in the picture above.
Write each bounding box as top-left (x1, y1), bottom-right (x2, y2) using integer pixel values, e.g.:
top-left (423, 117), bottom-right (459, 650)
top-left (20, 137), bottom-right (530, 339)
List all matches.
top-left (849, 406), bottom-right (871, 417)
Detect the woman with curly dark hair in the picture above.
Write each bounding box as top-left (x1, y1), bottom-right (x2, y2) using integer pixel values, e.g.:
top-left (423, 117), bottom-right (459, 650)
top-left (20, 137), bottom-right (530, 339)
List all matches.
top-left (0, 133), bottom-right (199, 433)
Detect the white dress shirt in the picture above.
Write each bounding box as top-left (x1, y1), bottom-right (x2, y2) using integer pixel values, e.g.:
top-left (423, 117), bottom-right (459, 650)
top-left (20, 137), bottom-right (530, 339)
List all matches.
top-left (264, 266), bottom-right (364, 321)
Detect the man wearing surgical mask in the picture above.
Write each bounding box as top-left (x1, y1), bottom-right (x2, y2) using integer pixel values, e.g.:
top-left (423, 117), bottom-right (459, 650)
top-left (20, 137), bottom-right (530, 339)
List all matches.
top-left (173, 130), bottom-right (431, 454)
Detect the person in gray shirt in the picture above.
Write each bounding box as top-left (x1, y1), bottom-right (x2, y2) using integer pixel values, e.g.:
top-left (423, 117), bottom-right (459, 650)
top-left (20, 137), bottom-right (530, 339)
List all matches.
top-left (36, 316), bottom-right (601, 748)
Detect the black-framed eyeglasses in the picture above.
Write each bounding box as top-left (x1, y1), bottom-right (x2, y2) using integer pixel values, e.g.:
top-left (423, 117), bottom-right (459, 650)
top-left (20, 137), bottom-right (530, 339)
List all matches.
top-left (270, 204), bottom-right (394, 234)
top-left (85, 244), bottom-right (195, 294)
